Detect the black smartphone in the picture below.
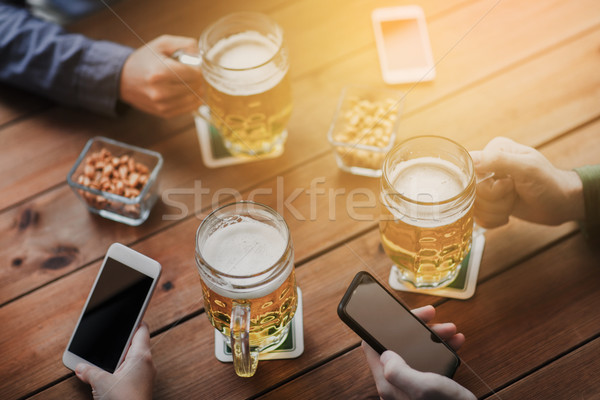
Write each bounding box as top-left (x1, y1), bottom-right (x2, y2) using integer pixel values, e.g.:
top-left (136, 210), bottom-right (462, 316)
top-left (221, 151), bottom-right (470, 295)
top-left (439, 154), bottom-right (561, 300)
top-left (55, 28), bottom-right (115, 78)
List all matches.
top-left (63, 243), bottom-right (161, 373)
top-left (337, 271), bottom-right (460, 377)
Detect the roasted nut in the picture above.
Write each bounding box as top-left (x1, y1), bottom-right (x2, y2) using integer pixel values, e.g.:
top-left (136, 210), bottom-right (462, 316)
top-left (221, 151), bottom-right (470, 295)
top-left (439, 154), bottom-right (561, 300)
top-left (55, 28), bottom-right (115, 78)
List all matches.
top-left (333, 95), bottom-right (398, 170)
top-left (76, 147), bottom-right (152, 218)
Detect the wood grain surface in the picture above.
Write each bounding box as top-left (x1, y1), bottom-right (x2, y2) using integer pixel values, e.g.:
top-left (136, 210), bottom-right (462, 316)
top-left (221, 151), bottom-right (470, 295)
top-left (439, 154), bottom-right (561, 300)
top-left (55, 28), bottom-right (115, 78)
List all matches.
top-left (1, 0), bottom-right (599, 399)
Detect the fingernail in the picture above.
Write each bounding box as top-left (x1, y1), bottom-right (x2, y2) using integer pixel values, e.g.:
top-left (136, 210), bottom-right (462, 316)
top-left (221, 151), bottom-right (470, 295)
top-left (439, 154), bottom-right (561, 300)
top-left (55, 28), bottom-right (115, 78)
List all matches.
top-left (75, 364), bottom-right (85, 375)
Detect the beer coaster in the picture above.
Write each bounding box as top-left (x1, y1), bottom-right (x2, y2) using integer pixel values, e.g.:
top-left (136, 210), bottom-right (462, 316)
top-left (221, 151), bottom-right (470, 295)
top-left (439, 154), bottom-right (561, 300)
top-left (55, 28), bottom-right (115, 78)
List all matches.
top-left (388, 231), bottom-right (486, 300)
top-left (214, 287), bottom-right (304, 362)
top-left (194, 105), bottom-right (283, 168)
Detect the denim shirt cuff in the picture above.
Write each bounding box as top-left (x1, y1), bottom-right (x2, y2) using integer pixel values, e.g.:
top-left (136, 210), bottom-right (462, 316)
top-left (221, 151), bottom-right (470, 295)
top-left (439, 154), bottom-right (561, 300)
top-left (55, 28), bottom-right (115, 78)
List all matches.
top-left (76, 40), bottom-right (133, 117)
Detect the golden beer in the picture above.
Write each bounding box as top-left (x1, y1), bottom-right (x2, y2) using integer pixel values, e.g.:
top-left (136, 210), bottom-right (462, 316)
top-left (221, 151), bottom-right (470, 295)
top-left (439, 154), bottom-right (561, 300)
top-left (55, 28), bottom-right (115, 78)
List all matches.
top-left (201, 14), bottom-right (292, 157)
top-left (200, 268), bottom-right (297, 350)
top-left (380, 137), bottom-right (476, 289)
top-left (195, 201), bottom-right (297, 377)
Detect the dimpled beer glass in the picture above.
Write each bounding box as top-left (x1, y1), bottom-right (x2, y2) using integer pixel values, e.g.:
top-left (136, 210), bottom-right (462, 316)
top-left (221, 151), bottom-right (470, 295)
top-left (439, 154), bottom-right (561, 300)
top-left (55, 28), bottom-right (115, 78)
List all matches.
top-left (178, 12), bottom-right (292, 157)
top-left (379, 136), bottom-right (476, 289)
top-left (195, 202), bottom-right (297, 377)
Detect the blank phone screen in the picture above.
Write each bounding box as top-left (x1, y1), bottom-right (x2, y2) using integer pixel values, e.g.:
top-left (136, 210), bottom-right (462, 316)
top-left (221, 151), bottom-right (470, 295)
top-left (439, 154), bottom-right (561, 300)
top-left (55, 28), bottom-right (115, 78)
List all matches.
top-left (344, 274), bottom-right (459, 376)
top-left (68, 258), bottom-right (153, 373)
top-left (380, 19), bottom-right (429, 70)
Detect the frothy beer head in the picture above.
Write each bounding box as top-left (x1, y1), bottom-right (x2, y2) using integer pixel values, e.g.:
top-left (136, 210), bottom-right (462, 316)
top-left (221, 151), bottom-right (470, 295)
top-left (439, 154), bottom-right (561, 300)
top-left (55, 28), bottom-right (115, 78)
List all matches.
top-left (391, 157), bottom-right (467, 202)
top-left (204, 31), bottom-right (287, 96)
top-left (200, 217), bottom-right (289, 299)
top-left (385, 156), bottom-right (471, 226)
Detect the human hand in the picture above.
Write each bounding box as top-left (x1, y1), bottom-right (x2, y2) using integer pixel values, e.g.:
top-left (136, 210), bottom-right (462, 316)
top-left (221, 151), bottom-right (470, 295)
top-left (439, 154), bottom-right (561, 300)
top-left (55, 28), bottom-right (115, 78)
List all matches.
top-left (119, 35), bottom-right (204, 118)
top-left (75, 322), bottom-right (155, 400)
top-left (362, 305), bottom-right (475, 400)
top-left (470, 137), bottom-right (584, 228)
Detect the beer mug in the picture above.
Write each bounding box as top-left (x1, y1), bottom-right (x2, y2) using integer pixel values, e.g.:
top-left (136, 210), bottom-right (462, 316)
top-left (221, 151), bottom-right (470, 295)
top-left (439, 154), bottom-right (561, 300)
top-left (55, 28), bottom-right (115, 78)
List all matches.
top-left (176, 12), bottom-right (292, 157)
top-left (379, 136), bottom-right (476, 289)
top-left (195, 201), bottom-right (297, 377)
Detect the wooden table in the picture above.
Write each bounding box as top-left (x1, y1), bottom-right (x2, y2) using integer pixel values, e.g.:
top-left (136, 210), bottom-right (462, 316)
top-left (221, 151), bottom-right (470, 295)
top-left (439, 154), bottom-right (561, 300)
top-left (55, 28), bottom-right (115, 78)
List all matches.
top-left (1, 1), bottom-right (600, 399)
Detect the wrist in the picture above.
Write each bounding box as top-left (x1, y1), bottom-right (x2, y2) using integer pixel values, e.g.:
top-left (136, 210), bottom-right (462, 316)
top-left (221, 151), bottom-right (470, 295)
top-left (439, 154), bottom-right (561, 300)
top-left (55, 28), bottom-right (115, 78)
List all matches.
top-left (561, 170), bottom-right (585, 222)
top-left (573, 165), bottom-right (600, 238)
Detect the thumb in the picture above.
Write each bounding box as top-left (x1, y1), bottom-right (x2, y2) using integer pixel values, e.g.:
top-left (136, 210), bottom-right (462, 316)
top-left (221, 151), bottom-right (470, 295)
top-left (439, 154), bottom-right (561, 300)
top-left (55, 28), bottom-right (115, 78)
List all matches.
top-left (75, 363), bottom-right (110, 386)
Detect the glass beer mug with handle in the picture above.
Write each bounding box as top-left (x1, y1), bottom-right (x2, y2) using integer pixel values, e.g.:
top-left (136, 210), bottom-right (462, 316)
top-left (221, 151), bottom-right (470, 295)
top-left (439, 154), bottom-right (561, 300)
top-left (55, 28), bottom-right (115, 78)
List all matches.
top-left (175, 12), bottom-right (292, 158)
top-left (379, 136), bottom-right (476, 289)
top-left (195, 201), bottom-right (297, 377)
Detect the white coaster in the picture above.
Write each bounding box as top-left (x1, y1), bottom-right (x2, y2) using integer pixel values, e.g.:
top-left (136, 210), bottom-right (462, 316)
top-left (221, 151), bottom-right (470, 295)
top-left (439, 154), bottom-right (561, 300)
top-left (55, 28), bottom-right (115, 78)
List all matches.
top-left (214, 287), bottom-right (304, 362)
top-left (388, 232), bottom-right (486, 300)
top-left (194, 106), bottom-right (283, 168)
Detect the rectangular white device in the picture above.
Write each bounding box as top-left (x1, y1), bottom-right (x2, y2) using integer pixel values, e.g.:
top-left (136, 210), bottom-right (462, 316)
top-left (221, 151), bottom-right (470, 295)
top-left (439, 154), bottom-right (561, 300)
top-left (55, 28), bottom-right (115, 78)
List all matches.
top-left (372, 6), bottom-right (436, 84)
top-left (63, 243), bottom-right (161, 373)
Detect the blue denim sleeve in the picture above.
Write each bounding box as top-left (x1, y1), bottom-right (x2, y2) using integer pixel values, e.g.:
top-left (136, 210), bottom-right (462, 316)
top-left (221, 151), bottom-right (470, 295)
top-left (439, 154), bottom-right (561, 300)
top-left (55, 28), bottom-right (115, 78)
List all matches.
top-left (0, 4), bottom-right (134, 116)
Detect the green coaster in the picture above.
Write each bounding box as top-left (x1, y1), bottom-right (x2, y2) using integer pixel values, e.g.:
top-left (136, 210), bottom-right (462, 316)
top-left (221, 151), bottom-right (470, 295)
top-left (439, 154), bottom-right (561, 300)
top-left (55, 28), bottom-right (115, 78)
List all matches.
top-left (388, 231), bottom-right (485, 299)
top-left (214, 287), bottom-right (304, 362)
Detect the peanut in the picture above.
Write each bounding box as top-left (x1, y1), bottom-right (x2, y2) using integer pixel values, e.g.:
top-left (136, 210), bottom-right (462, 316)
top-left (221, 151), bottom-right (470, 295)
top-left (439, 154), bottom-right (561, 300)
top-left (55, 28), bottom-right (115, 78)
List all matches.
top-left (333, 95), bottom-right (399, 170)
top-left (75, 147), bottom-right (153, 218)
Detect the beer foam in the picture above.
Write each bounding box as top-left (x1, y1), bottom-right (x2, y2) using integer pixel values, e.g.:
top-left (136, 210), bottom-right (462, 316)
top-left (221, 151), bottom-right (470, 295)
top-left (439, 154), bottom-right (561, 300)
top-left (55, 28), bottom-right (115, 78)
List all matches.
top-left (384, 157), bottom-right (472, 227)
top-left (208, 31), bottom-right (277, 69)
top-left (391, 157), bottom-right (466, 202)
top-left (205, 31), bottom-right (287, 96)
top-left (200, 217), bottom-right (290, 299)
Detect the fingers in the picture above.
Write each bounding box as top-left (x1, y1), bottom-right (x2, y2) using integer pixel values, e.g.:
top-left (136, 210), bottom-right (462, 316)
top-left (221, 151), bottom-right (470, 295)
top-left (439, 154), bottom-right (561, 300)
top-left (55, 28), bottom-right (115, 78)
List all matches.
top-left (446, 332), bottom-right (466, 351)
top-left (411, 305), bottom-right (435, 323)
top-left (362, 341), bottom-right (383, 377)
top-left (75, 363), bottom-right (109, 386)
top-left (380, 351), bottom-right (423, 393)
top-left (474, 177), bottom-right (516, 228)
top-left (430, 322), bottom-right (465, 351)
top-left (472, 137), bottom-right (536, 179)
top-left (363, 343), bottom-right (410, 400)
top-left (151, 34), bottom-right (199, 56)
top-left (124, 322), bottom-right (152, 363)
top-left (153, 57), bottom-right (204, 85)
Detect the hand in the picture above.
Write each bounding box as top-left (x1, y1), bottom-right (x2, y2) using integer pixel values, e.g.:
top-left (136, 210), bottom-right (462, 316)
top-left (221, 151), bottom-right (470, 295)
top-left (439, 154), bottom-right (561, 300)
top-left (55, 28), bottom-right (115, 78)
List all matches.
top-left (75, 322), bottom-right (156, 400)
top-left (470, 137), bottom-right (584, 228)
top-left (362, 305), bottom-right (475, 400)
top-left (119, 35), bottom-right (204, 118)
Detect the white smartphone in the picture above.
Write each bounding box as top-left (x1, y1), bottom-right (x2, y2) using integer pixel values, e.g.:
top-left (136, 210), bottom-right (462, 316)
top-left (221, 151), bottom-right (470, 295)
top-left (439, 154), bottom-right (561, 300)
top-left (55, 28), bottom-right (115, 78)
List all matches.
top-left (63, 243), bottom-right (161, 373)
top-left (372, 6), bottom-right (436, 84)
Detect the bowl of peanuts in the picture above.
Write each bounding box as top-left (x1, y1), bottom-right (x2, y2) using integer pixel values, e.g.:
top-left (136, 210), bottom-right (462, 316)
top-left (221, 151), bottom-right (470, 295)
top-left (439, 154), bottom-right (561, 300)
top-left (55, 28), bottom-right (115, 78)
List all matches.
top-left (67, 136), bottom-right (163, 226)
top-left (327, 85), bottom-right (403, 177)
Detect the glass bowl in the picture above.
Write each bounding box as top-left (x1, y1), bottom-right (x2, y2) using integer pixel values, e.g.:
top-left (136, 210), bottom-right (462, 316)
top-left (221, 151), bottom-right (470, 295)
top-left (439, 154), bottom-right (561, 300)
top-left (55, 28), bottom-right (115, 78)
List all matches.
top-left (327, 85), bottom-right (403, 177)
top-left (67, 136), bottom-right (163, 226)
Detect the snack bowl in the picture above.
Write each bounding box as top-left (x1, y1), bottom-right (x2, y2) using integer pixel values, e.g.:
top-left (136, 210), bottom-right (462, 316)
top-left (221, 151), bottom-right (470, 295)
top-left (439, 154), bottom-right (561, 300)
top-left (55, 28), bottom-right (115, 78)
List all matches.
top-left (67, 136), bottom-right (163, 226)
top-left (327, 85), bottom-right (403, 177)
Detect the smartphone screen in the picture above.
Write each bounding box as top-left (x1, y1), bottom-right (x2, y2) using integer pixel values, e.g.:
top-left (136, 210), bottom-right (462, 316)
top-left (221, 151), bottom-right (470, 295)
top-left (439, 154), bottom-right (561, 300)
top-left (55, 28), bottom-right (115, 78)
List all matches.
top-left (68, 257), bottom-right (154, 373)
top-left (338, 272), bottom-right (460, 377)
top-left (380, 19), bottom-right (429, 70)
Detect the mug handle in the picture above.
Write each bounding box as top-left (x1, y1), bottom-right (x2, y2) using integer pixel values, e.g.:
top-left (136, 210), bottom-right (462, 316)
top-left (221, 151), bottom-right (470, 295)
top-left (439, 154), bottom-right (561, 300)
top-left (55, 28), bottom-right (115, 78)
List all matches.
top-left (230, 301), bottom-right (259, 377)
top-left (172, 49), bottom-right (202, 67)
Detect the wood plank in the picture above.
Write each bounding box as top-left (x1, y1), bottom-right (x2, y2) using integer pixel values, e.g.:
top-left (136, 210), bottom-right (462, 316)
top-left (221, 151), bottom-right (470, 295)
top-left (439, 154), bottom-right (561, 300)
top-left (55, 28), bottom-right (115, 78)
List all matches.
top-left (2, 92), bottom-right (598, 310)
top-left (435, 235), bottom-right (600, 396)
top-left (3, 120), bottom-right (596, 397)
top-left (28, 230), bottom-right (600, 399)
top-left (0, 0), bottom-right (464, 211)
top-left (2, 0), bottom-right (597, 210)
top-left (258, 347), bottom-right (378, 400)
top-left (0, 108), bottom-right (191, 211)
top-left (0, 84), bottom-right (50, 128)
top-left (495, 338), bottom-right (600, 399)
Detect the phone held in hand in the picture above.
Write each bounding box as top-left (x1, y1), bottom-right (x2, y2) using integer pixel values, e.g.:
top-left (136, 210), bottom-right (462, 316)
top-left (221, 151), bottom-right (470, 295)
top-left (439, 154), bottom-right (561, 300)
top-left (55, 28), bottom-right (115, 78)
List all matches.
top-left (62, 243), bottom-right (161, 373)
top-left (338, 271), bottom-right (460, 377)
